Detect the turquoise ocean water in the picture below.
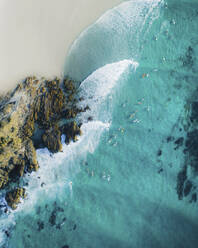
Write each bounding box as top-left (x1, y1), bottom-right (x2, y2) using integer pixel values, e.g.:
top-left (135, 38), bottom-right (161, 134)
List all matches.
top-left (1, 0), bottom-right (198, 247)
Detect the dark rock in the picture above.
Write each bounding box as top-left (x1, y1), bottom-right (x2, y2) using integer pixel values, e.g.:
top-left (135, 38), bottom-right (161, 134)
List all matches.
top-left (56, 224), bottom-right (61, 230)
top-left (36, 206), bottom-right (41, 215)
top-left (176, 166), bottom-right (187, 200)
top-left (184, 180), bottom-right (193, 197)
top-left (42, 124), bottom-right (62, 153)
top-left (167, 136), bottom-right (174, 142)
top-left (190, 101), bottom-right (198, 123)
top-left (190, 193), bottom-right (197, 203)
top-left (61, 121), bottom-right (82, 144)
top-left (185, 130), bottom-right (198, 171)
top-left (49, 210), bottom-right (56, 226)
top-left (37, 221), bottom-right (44, 231)
top-left (41, 182), bottom-right (46, 187)
top-left (174, 137), bottom-right (184, 150)
top-left (87, 116), bottom-right (93, 121)
top-left (182, 46), bottom-right (195, 68)
top-left (157, 149), bottom-right (162, 156)
top-left (56, 206), bottom-right (64, 213)
top-left (4, 230), bottom-right (10, 238)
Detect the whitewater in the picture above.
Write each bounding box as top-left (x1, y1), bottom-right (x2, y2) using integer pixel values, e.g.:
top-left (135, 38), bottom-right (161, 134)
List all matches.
top-left (1, 0), bottom-right (198, 247)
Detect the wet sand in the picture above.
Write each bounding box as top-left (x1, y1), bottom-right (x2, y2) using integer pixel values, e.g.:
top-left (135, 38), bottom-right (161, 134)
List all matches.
top-left (0, 0), bottom-right (123, 93)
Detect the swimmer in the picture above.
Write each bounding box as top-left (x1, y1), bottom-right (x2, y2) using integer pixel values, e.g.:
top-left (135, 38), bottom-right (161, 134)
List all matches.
top-left (137, 98), bottom-right (144, 105)
top-left (69, 181), bottom-right (72, 191)
top-left (129, 113), bottom-right (135, 119)
top-left (146, 106), bottom-right (151, 111)
top-left (142, 73), bottom-right (147, 78)
top-left (129, 110), bottom-right (138, 119)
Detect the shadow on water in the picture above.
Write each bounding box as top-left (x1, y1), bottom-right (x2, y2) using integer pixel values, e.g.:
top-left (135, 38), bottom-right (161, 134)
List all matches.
top-left (69, 197), bottom-right (198, 248)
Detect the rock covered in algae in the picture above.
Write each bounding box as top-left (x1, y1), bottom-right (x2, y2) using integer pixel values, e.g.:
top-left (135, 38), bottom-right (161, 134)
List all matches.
top-left (5, 187), bottom-right (26, 210)
top-left (0, 76), bottom-right (84, 209)
top-left (42, 124), bottom-right (62, 153)
top-left (61, 121), bottom-right (82, 144)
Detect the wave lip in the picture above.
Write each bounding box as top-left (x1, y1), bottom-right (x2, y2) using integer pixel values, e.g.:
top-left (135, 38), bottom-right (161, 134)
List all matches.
top-left (78, 59), bottom-right (138, 122)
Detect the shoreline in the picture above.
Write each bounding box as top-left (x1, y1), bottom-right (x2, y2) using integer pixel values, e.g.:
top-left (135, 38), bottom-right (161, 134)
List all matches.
top-left (0, 75), bottom-right (85, 210)
top-left (0, 0), bottom-right (123, 93)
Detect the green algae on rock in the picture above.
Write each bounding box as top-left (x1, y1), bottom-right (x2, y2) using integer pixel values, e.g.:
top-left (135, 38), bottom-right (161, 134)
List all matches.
top-left (5, 187), bottom-right (26, 210)
top-left (0, 76), bottom-right (84, 209)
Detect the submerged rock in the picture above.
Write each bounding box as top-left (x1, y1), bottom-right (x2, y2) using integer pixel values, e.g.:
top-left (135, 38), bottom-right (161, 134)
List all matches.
top-left (176, 165), bottom-right (187, 200)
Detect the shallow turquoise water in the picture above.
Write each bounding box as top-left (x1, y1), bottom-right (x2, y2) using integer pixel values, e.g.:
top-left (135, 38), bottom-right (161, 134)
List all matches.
top-left (1, 0), bottom-right (198, 247)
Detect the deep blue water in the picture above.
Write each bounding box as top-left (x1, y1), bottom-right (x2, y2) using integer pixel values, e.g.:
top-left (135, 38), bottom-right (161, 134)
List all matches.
top-left (1, 0), bottom-right (198, 247)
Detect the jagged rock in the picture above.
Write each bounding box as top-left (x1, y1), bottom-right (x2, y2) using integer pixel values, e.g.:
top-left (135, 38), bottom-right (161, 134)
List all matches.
top-left (23, 112), bottom-right (35, 138)
top-left (34, 79), bottom-right (65, 129)
top-left (25, 139), bottom-right (39, 172)
top-left (5, 187), bottom-right (26, 210)
top-left (42, 124), bottom-right (62, 153)
top-left (63, 78), bottom-right (76, 93)
top-left (0, 76), bottom-right (84, 209)
top-left (9, 158), bottom-right (25, 180)
top-left (61, 121), bottom-right (82, 144)
top-left (0, 169), bottom-right (9, 189)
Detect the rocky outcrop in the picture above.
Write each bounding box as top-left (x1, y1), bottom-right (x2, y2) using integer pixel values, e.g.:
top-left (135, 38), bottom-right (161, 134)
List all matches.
top-left (42, 124), bottom-right (62, 153)
top-left (0, 76), bottom-right (84, 209)
top-left (61, 121), bottom-right (82, 144)
top-left (5, 187), bottom-right (26, 210)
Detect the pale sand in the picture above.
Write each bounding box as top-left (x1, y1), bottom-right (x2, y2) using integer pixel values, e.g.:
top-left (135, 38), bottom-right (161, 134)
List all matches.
top-left (0, 0), bottom-right (123, 93)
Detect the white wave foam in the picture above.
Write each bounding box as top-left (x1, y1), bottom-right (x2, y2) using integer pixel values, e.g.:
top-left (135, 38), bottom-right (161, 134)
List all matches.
top-left (64, 0), bottom-right (163, 81)
top-left (78, 59), bottom-right (138, 122)
top-left (6, 59), bottom-right (137, 214)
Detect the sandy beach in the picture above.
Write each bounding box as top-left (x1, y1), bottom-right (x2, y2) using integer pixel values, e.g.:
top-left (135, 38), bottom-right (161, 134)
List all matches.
top-left (0, 0), bottom-right (123, 93)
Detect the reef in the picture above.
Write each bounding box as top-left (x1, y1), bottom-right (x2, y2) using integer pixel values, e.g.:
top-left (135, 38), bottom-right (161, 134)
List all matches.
top-left (176, 96), bottom-right (198, 202)
top-left (0, 76), bottom-right (84, 209)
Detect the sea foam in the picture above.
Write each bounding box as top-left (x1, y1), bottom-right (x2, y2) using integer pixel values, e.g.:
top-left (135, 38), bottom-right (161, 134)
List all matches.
top-left (23, 59), bottom-right (138, 208)
top-left (0, 58), bottom-right (138, 247)
top-left (64, 0), bottom-right (162, 81)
